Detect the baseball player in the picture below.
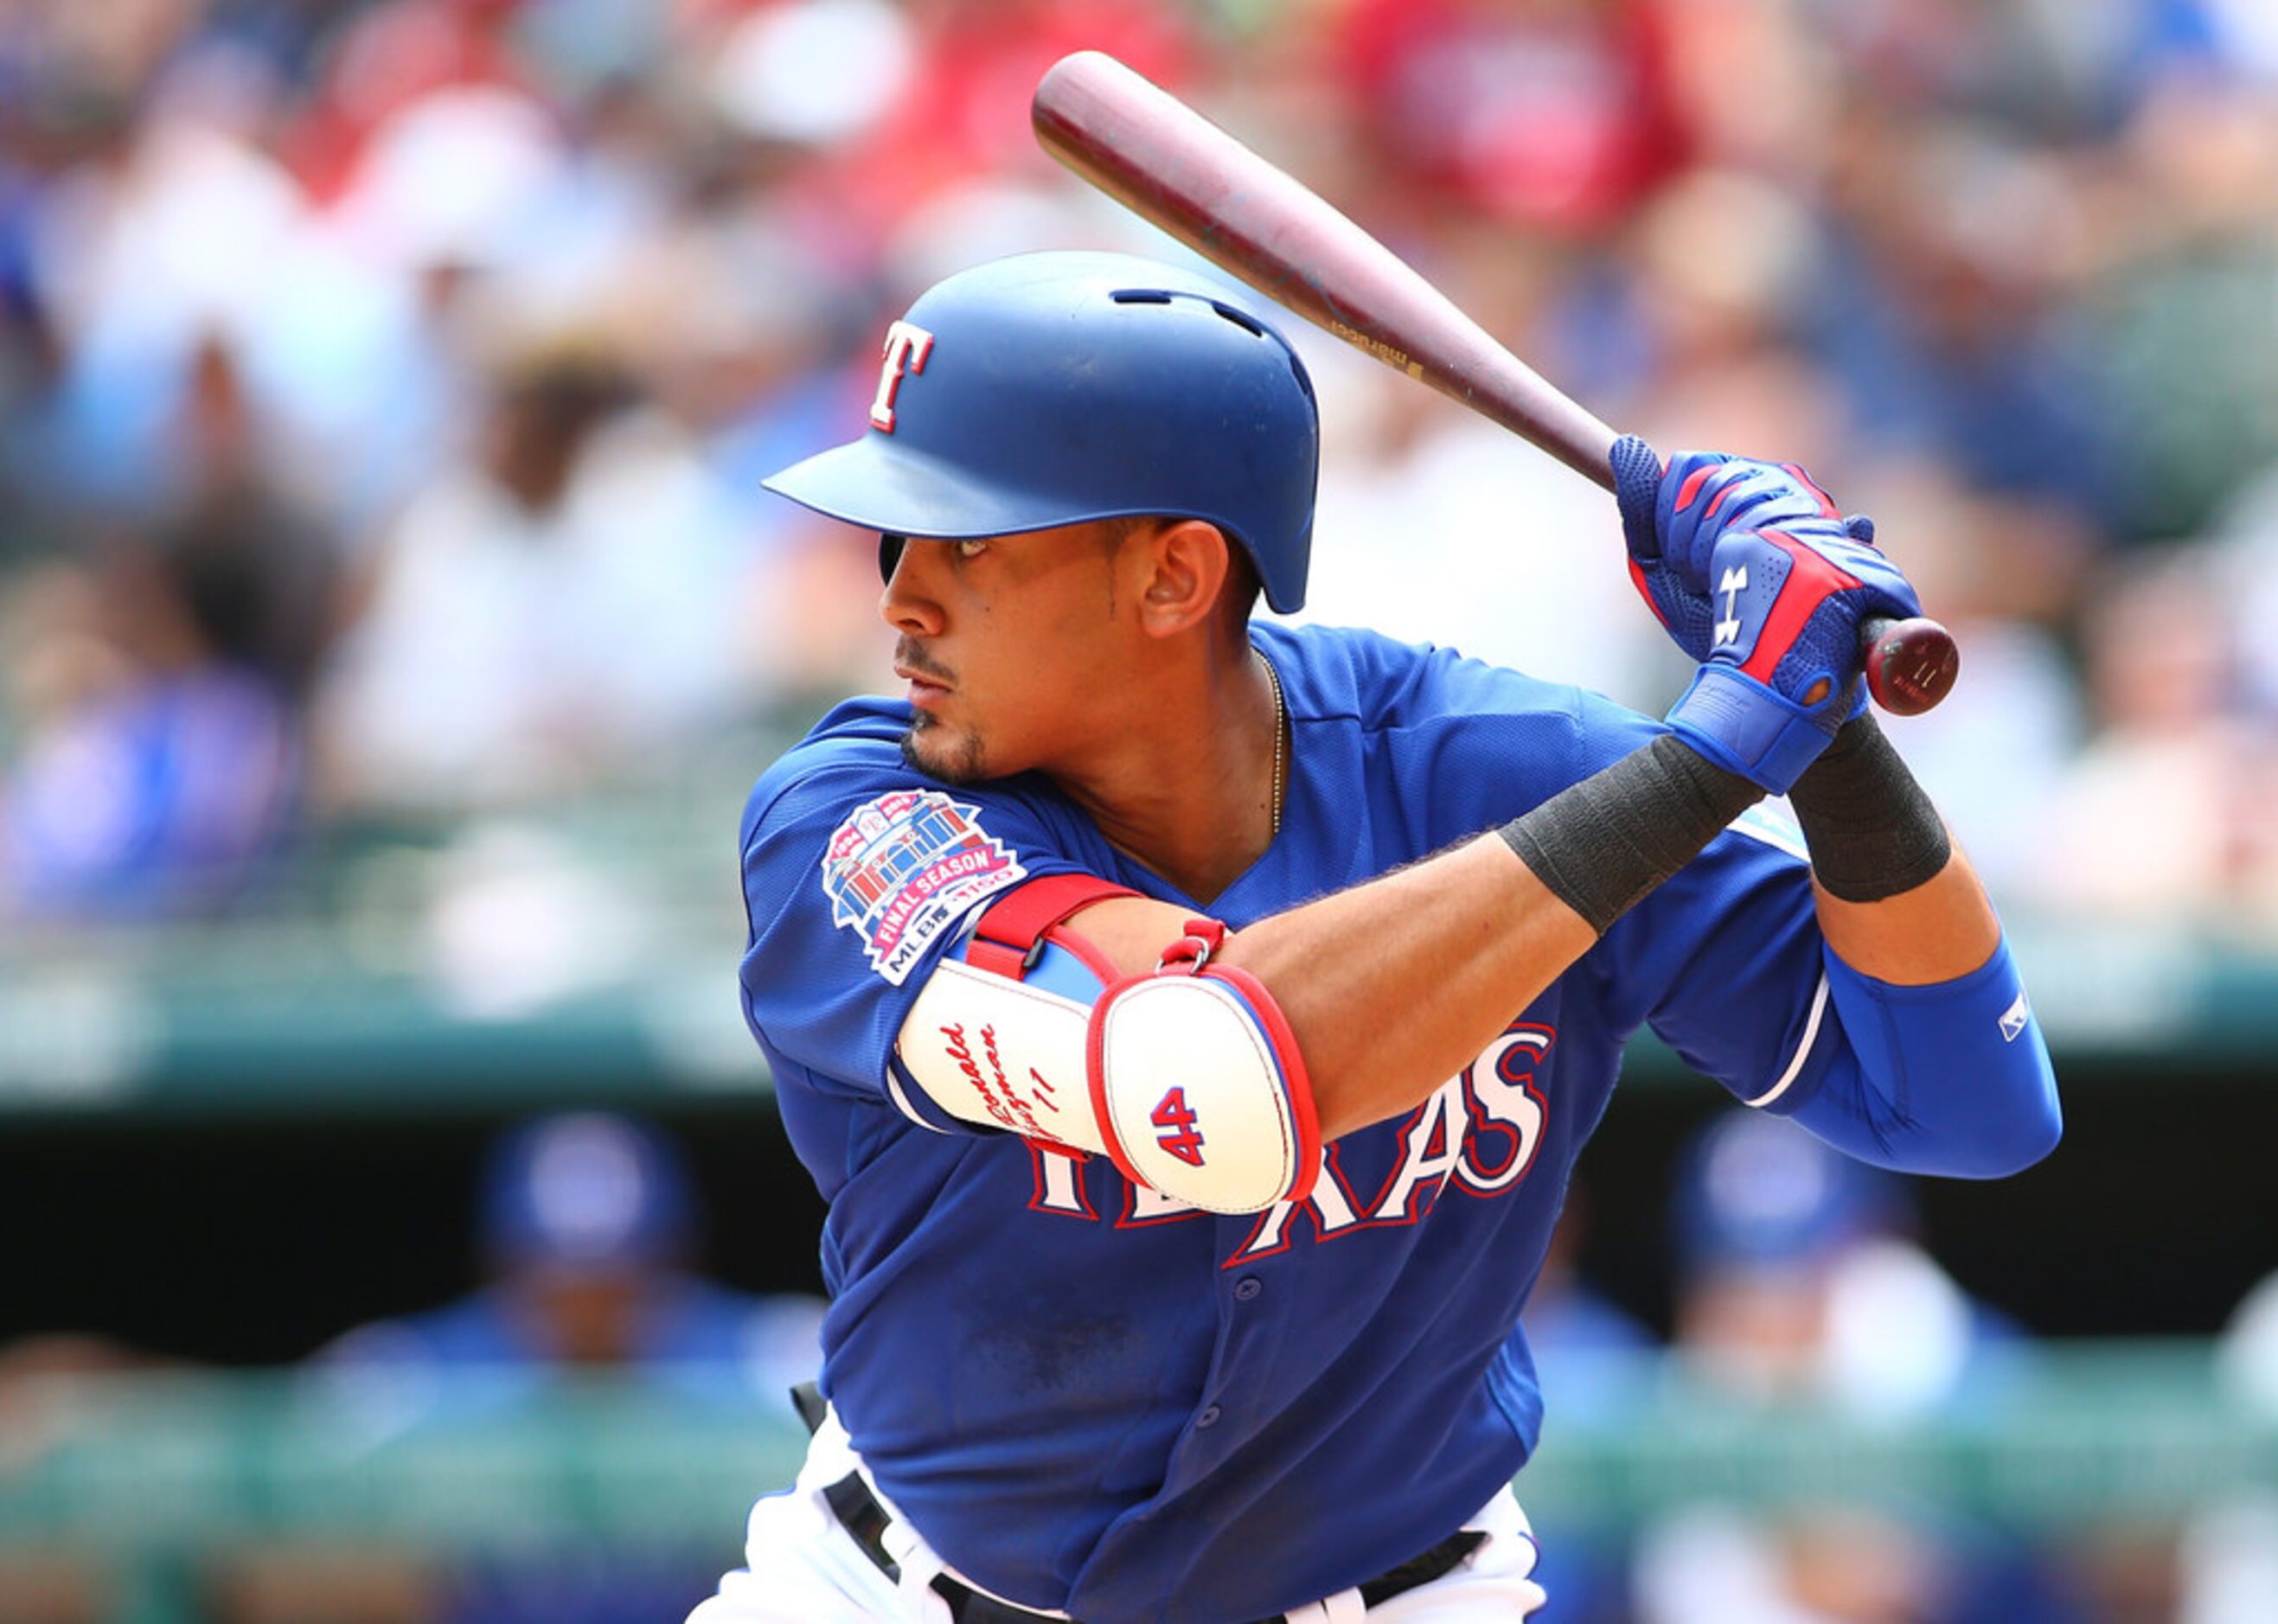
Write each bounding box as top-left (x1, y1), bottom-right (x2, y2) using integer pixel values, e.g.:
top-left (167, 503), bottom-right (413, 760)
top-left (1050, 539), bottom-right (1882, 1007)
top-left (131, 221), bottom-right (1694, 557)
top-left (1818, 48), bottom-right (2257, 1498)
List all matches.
top-left (694, 252), bottom-right (2061, 1623)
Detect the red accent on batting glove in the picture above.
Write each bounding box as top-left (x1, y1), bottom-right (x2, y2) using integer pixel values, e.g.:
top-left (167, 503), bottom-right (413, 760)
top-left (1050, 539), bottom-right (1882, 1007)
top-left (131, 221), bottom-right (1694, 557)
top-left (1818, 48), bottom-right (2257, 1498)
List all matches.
top-left (1673, 463), bottom-right (1720, 513)
top-left (1738, 531), bottom-right (1865, 687)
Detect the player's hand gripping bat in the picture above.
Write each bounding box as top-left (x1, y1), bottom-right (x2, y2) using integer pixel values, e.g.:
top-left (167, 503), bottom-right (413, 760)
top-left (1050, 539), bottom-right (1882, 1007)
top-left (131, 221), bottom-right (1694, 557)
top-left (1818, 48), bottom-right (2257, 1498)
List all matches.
top-left (1032, 51), bottom-right (1958, 716)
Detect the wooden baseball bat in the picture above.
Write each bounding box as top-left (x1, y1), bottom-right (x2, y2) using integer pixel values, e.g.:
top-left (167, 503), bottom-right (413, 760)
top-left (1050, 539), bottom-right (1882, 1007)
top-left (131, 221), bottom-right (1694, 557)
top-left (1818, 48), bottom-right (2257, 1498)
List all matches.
top-left (1032, 50), bottom-right (1958, 717)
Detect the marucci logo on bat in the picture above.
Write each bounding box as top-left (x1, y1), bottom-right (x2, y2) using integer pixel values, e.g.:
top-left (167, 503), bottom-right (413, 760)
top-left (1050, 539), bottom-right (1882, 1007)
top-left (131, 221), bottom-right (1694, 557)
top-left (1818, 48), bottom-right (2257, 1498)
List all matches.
top-left (1327, 319), bottom-right (1424, 380)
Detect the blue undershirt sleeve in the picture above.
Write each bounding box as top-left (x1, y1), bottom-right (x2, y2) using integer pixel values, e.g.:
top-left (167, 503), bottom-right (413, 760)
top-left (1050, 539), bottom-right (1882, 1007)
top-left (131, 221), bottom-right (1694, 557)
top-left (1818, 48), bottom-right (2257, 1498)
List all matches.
top-left (1779, 936), bottom-right (2062, 1179)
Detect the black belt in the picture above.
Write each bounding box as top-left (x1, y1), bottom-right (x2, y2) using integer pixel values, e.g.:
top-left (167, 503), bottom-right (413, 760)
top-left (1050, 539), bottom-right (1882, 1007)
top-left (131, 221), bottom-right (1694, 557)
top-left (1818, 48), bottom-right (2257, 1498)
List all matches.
top-left (790, 1384), bottom-right (1487, 1623)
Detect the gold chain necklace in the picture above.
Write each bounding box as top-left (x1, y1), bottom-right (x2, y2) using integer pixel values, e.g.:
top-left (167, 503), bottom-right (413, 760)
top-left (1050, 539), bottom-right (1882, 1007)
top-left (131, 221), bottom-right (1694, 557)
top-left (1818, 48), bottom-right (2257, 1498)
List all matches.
top-left (1259, 649), bottom-right (1287, 839)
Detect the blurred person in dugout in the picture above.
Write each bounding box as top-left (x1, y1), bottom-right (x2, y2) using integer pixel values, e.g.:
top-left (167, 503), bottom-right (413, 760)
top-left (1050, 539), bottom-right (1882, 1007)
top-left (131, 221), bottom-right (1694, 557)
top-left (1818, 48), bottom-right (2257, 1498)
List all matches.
top-left (1633, 1111), bottom-right (2076, 1624)
top-left (213, 1113), bottom-right (824, 1624)
top-left (317, 1110), bottom-right (824, 1417)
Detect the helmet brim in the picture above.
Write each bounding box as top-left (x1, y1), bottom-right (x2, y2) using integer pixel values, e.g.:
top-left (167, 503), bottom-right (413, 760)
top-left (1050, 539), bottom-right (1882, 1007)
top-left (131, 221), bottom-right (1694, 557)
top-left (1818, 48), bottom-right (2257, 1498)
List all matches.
top-left (765, 419), bottom-right (1307, 613)
top-left (764, 436), bottom-right (1111, 544)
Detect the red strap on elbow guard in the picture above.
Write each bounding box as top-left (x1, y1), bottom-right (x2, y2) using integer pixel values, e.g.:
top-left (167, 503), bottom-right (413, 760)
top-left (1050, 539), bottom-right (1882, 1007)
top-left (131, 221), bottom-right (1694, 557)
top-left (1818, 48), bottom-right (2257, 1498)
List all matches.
top-left (964, 873), bottom-right (1138, 981)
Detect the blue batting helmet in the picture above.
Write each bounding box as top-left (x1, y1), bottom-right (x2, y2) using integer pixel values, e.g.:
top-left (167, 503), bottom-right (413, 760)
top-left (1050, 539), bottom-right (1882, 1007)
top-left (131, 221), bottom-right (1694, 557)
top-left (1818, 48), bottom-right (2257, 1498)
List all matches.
top-left (481, 1112), bottom-right (696, 1272)
top-left (764, 251), bottom-right (1320, 614)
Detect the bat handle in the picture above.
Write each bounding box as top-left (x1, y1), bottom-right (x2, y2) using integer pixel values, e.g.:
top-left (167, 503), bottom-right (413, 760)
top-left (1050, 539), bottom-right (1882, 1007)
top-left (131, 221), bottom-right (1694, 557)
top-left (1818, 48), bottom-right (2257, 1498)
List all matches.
top-left (1860, 616), bottom-right (1958, 716)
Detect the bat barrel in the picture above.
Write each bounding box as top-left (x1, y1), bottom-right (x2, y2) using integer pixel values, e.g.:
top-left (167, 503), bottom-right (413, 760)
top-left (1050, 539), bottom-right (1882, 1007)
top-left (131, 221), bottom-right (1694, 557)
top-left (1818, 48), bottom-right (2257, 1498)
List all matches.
top-left (1033, 50), bottom-right (1954, 716)
top-left (1033, 52), bottom-right (1621, 488)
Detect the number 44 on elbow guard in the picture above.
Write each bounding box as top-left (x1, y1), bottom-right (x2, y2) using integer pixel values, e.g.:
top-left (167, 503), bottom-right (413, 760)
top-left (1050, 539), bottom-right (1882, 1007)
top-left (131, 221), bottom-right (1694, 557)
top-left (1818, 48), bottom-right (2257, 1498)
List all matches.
top-left (899, 879), bottom-right (1319, 1217)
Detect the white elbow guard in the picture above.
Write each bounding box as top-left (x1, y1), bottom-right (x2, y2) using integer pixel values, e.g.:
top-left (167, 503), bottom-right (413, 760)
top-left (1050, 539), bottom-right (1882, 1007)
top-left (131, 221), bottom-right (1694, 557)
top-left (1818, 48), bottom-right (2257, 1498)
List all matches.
top-left (1088, 920), bottom-right (1321, 1213)
top-left (896, 886), bottom-right (1319, 1214)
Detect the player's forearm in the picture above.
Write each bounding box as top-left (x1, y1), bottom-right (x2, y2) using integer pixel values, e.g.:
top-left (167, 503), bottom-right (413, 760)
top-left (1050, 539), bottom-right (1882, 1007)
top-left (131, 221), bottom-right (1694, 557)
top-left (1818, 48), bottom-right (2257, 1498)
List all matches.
top-left (1224, 837), bottom-right (1597, 1141)
top-left (1787, 715), bottom-right (2000, 983)
top-left (1810, 847), bottom-right (2000, 983)
top-left (1786, 931), bottom-right (2063, 1179)
top-left (1229, 734), bottom-right (1760, 1140)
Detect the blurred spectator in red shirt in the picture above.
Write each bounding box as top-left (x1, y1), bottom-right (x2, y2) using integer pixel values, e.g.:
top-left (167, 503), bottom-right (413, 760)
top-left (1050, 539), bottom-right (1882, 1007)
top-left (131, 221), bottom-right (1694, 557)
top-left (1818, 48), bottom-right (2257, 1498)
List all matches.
top-left (809, 0), bottom-right (1193, 253)
top-left (1330, 0), bottom-right (1686, 239)
top-left (283, 0), bottom-right (536, 202)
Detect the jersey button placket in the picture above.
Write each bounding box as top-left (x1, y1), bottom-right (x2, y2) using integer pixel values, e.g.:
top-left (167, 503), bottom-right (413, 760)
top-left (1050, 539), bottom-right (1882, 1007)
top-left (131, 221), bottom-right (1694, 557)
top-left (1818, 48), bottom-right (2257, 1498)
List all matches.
top-left (1197, 1280), bottom-right (1259, 1434)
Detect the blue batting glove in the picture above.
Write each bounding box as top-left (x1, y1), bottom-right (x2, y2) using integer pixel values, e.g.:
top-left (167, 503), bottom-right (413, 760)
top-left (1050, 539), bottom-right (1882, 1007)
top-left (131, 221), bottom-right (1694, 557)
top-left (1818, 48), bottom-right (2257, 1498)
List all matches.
top-left (1609, 436), bottom-right (1923, 793)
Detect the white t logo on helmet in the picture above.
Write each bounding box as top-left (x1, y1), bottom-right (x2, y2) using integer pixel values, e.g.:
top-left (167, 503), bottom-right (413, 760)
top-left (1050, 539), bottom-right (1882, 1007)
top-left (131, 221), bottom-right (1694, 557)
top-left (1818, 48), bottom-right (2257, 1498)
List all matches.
top-left (870, 319), bottom-right (936, 432)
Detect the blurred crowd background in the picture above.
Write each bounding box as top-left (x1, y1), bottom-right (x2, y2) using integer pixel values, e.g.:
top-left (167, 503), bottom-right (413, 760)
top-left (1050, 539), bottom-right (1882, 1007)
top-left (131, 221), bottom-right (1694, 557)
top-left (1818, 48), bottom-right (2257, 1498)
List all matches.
top-left (3, 0), bottom-right (2277, 924)
top-left (2, 1), bottom-right (2277, 1622)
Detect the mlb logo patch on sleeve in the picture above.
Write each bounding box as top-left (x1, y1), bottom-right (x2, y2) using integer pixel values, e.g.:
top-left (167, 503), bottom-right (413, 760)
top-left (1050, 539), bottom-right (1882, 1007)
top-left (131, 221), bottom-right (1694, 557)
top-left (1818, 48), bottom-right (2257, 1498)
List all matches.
top-left (822, 790), bottom-right (1027, 984)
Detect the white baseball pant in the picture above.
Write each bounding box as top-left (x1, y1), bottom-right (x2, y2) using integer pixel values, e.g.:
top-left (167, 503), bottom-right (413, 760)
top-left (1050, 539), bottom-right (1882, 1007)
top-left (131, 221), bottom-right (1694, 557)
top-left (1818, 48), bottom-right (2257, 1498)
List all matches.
top-left (687, 1406), bottom-right (1549, 1622)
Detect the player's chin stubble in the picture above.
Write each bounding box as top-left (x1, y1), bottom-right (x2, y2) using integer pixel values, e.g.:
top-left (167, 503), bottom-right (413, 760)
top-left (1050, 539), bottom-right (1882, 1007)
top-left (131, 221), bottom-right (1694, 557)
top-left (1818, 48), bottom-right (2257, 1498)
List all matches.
top-left (900, 714), bottom-right (989, 784)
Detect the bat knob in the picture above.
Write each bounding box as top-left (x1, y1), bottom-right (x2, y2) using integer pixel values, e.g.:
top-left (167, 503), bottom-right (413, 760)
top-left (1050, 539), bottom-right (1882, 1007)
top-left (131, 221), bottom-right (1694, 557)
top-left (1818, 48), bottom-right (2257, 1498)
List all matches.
top-left (1860, 616), bottom-right (1959, 716)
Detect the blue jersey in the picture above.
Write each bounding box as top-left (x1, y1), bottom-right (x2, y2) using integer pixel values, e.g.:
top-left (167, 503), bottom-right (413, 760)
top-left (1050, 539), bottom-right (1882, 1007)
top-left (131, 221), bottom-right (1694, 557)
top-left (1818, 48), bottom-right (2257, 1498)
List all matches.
top-left (738, 623), bottom-right (1856, 1621)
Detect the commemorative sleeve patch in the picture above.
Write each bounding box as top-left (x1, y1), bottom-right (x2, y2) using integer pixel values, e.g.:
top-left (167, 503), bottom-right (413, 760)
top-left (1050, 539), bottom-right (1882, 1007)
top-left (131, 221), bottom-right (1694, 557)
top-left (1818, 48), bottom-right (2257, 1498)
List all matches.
top-left (820, 790), bottom-right (1028, 985)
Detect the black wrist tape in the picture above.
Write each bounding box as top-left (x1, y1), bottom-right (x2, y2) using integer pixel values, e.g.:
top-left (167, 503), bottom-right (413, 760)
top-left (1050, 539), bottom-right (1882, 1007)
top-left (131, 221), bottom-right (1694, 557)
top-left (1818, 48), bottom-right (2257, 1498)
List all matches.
top-left (1784, 714), bottom-right (1951, 901)
top-left (1500, 734), bottom-right (1763, 936)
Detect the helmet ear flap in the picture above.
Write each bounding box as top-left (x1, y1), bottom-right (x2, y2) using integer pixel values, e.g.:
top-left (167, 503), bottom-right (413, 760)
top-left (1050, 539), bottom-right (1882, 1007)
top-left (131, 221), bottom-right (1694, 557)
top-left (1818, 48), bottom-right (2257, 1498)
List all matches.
top-left (879, 533), bottom-right (907, 585)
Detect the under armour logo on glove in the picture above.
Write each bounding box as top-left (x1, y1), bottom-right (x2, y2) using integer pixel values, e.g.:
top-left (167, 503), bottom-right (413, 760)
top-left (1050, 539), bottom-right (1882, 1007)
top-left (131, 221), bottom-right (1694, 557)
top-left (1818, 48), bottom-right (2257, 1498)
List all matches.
top-left (1609, 436), bottom-right (1924, 793)
top-left (1714, 565), bottom-right (1748, 649)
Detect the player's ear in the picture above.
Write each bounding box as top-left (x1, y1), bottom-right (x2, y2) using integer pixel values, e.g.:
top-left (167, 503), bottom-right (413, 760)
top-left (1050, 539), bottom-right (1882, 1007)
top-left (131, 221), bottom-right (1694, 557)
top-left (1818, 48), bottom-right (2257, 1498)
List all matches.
top-left (1134, 518), bottom-right (1230, 640)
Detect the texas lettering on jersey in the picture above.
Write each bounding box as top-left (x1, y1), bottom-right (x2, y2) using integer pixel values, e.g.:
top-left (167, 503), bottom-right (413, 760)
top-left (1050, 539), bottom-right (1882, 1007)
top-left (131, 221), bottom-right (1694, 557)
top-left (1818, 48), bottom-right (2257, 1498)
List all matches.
top-left (1027, 1024), bottom-right (1554, 1267)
